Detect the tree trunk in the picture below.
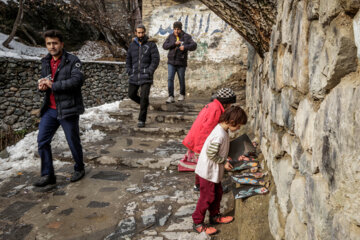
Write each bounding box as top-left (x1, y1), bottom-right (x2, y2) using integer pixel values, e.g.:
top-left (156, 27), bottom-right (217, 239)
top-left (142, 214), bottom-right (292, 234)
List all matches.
top-left (198, 0), bottom-right (277, 57)
top-left (3, 0), bottom-right (24, 48)
top-left (133, 0), bottom-right (142, 27)
top-left (21, 24), bottom-right (37, 46)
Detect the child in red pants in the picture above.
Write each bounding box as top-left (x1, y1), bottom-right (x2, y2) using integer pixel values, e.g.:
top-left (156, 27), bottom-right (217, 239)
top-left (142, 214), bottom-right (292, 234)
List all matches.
top-left (180, 88), bottom-right (237, 191)
top-left (192, 106), bottom-right (248, 235)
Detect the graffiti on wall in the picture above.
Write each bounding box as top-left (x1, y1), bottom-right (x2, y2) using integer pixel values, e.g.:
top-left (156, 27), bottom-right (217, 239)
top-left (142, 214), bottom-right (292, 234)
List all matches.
top-left (154, 13), bottom-right (233, 37)
top-left (147, 1), bottom-right (244, 62)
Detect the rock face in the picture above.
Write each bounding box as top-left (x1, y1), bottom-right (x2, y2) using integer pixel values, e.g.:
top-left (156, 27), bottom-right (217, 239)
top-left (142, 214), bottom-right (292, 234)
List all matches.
top-left (0, 57), bottom-right (128, 130)
top-left (242, 0), bottom-right (360, 239)
top-left (142, 0), bottom-right (248, 94)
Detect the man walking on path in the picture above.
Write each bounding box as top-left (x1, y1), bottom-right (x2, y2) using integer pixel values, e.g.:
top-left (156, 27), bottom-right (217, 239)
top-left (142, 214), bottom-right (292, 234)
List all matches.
top-left (163, 21), bottom-right (197, 103)
top-left (34, 30), bottom-right (85, 187)
top-left (126, 24), bottom-right (160, 128)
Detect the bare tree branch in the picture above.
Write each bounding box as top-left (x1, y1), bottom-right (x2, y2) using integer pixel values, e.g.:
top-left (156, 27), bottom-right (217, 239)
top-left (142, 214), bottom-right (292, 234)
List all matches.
top-left (3, 0), bottom-right (24, 48)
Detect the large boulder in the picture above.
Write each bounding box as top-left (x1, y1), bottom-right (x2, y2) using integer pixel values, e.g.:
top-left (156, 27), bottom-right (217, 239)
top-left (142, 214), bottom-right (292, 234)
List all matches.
top-left (271, 155), bottom-right (296, 217)
top-left (313, 71), bottom-right (360, 227)
top-left (268, 195), bottom-right (285, 240)
top-left (310, 13), bottom-right (357, 99)
top-left (294, 98), bottom-right (316, 152)
top-left (285, 208), bottom-right (308, 240)
top-left (305, 174), bottom-right (333, 240)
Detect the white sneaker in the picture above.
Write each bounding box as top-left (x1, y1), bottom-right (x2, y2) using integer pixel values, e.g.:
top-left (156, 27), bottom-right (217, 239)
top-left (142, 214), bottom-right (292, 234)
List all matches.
top-left (178, 95), bottom-right (185, 101)
top-left (166, 96), bottom-right (175, 103)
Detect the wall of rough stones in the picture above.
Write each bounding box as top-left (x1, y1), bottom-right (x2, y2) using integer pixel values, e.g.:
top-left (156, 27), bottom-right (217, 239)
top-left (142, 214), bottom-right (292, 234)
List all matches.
top-left (246, 1), bottom-right (360, 239)
top-left (0, 57), bottom-right (127, 130)
top-left (142, 0), bottom-right (248, 95)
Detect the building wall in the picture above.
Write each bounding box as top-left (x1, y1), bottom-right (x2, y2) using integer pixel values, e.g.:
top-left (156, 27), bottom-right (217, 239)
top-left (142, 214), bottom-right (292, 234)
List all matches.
top-left (0, 57), bottom-right (128, 130)
top-left (142, 0), bottom-right (248, 95)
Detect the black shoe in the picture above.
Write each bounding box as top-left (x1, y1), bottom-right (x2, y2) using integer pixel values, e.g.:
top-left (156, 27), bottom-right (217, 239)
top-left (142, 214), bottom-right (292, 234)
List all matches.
top-left (70, 170), bottom-right (85, 182)
top-left (33, 175), bottom-right (56, 187)
top-left (193, 184), bottom-right (200, 192)
top-left (137, 121), bottom-right (145, 128)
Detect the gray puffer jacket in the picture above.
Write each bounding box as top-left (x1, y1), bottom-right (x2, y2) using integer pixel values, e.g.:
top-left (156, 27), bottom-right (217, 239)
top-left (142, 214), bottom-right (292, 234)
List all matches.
top-left (40, 50), bottom-right (85, 119)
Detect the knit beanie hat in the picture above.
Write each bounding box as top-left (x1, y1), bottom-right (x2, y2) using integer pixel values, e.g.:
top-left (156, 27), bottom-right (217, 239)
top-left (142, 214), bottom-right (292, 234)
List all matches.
top-left (216, 88), bottom-right (236, 104)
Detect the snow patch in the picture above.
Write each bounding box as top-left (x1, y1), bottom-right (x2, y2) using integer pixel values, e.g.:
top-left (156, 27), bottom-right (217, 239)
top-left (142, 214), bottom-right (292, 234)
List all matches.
top-left (0, 101), bottom-right (122, 182)
top-left (0, 33), bottom-right (47, 59)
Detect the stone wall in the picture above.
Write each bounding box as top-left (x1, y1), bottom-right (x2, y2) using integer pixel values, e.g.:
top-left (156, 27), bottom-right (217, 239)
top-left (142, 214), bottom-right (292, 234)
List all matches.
top-left (0, 57), bottom-right (127, 130)
top-left (142, 0), bottom-right (248, 95)
top-left (246, 1), bottom-right (360, 239)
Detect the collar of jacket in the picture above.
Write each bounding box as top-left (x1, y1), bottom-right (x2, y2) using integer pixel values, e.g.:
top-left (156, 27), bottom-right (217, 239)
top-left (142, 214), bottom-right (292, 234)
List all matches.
top-left (134, 35), bottom-right (149, 46)
top-left (173, 31), bottom-right (185, 38)
top-left (41, 50), bottom-right (69, 63)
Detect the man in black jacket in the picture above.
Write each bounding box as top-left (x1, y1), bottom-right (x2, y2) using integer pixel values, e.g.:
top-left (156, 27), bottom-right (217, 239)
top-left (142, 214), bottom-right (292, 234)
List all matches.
top-left (126, 24), bottom-right (160, 128)
top-left (163, 21), bottom-right (197, 103)
top-left (34, 30), bottom-right (85, 187)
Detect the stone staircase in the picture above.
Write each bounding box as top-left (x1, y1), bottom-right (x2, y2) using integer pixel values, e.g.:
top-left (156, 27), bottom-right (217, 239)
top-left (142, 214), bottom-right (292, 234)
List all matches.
top-left (86, 98), bottom-right (209, 169)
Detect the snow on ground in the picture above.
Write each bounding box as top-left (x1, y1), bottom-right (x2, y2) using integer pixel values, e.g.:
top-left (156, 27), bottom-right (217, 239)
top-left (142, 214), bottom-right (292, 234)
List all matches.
top-left (0, 101), bottom-right (122, 182)
top-left (72, 40), bottom-right (113, 61)
top-left (0, 33), bottom-right (119, 62)
top-left (0, 33), bottom-right (47, 59)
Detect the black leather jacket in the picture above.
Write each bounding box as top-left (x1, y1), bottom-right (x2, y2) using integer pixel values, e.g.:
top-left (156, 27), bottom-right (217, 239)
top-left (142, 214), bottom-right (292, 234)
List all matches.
top-left (40, 50), bottom-right (85, 119)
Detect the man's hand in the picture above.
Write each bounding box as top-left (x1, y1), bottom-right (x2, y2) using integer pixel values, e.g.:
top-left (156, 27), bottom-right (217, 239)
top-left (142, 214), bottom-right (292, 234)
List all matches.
top-left (42, 79), bottom-right (53, 89)
top-left (179, 46), bottom-right (185, 51)
top-left (224, 161), bottom-right (233, 171)
top-left (38, 78), bottom-right (48, 90)
top-left (175, 41), bottom-right (181, 46)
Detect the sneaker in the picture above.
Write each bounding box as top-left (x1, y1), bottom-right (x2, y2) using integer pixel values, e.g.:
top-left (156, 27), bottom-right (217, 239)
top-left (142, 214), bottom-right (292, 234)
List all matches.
top-left (166, 96), bottom-right (175, 103)
top-left (178, 94), bottom-right (185, 101)
top-left (210, 214), bottom-right (234, 224)
top-left (33, 175), bottom-right (56, 187)
top-left (137, 121), bottom-right (145, 128)
top-left (193, 184), bottom-right (200, 192)
top-left (70, 170), bottom-right (85, 182)
top-left (193, 223), bottom-right (217, 235)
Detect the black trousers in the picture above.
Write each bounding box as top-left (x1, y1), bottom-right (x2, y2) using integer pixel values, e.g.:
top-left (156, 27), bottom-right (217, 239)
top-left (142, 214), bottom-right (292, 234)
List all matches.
top-left (128, 83), bottom-right (151, 122)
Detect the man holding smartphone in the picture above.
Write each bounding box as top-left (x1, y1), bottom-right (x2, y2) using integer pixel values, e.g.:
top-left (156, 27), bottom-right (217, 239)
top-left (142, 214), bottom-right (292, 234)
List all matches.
top-left (163, 21), bottom-right (197, 103)
top-left (34, 30), bottom-right (85, 187)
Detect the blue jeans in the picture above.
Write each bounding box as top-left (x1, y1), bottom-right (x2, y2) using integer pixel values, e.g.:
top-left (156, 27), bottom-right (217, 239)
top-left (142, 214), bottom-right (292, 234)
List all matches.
top-left (37, 108), bottom-right (84, 176)
top-left (167, 64), bottom-right (186, 97)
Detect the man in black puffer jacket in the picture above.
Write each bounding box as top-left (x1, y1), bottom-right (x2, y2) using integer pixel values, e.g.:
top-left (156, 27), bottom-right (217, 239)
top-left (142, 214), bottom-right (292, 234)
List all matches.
top-left (34, 30), bottom-right (85, 187)
top-left (126, 24), bottom-right (160, 128)
top-left (163, 21), bottom-right (197, 103)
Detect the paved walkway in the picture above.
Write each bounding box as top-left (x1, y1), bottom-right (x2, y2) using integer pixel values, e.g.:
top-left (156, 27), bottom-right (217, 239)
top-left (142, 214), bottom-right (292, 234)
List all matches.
top-left (0, 98), bottom-right (237, 240)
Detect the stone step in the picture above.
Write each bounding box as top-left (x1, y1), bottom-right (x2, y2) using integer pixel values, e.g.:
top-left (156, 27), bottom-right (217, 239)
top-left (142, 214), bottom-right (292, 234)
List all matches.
top-left (109, 109), bottom-right (197, 124)
top-left (93, 136), bottom-right (185, 168)
top-left (119, 98), bottom-right (207, 113)
top-left (91, 122), bottom-right (189, 138)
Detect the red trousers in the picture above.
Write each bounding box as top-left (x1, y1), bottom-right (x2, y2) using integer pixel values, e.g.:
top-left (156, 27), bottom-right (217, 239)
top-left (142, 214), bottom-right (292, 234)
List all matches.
top-left (192, 176), bottom-right (223, 224)
top-left (195, 174), bottom-right (200, 185)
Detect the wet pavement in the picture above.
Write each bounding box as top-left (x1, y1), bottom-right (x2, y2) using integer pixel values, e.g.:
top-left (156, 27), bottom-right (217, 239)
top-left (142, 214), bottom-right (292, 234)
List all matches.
top-left (0, 98), bottom-right (236, 240)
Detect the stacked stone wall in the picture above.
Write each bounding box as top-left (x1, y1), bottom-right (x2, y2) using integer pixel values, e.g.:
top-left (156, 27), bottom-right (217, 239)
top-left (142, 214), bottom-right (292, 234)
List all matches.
top-left (0, 57), bottom-right (127, 130)
top-left (246, 1), bottom-right (360, 239)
